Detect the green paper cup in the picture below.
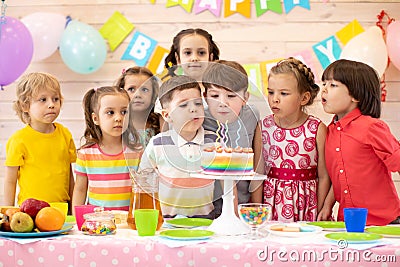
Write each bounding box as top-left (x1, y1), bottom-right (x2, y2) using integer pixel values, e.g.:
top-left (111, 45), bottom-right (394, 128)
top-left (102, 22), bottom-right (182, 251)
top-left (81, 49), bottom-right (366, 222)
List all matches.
top-left (134, 209), bottom-right (159, 236)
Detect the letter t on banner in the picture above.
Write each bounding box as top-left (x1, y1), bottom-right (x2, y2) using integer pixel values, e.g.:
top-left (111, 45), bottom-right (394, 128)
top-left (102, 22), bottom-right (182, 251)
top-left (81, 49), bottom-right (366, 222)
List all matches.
top-left (121, 31), bottom-right (157, 67)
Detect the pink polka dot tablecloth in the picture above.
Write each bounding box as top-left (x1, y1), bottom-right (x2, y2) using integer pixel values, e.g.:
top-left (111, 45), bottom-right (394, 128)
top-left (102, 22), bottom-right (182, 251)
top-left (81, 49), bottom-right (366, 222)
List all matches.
top-left (1, 227), bottom-right (400, 267)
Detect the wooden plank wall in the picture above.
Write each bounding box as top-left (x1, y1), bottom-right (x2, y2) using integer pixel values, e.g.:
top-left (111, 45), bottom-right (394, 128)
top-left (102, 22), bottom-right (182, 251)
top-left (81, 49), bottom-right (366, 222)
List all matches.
top-left (1, 0), bottom-right (400, 202)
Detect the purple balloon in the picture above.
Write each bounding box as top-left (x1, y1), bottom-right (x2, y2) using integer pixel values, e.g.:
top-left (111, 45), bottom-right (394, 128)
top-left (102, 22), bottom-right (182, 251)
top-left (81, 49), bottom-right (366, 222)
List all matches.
top-left (0, 16), bottom-right (33, 87)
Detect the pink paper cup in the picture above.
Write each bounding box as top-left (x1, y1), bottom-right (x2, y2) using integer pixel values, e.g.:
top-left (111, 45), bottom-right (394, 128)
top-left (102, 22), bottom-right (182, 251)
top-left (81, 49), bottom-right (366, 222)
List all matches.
top-left (74, 205), bottom-right (97, 230)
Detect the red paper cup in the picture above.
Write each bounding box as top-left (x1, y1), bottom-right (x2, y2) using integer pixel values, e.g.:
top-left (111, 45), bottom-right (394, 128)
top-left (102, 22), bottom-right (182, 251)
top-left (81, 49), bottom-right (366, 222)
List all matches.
top-left (74, 205), bottom-right (97, 230)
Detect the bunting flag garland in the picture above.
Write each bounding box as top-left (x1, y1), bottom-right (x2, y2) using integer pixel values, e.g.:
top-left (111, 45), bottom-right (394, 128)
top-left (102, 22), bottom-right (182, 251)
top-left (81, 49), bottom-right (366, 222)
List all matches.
top-left (99, 11), bottom-right (134, 52)
top-left (166, 0), bottom-right (195, 13)
top-left (162, 0), bottom-right (317, 17)
top-left (147, 46), bottom-right (170, 74)
top-left (288, 50), bottom-right (319, 82)
top-left (254, 0), bottom-right (283, 17)
top-left (283, 0), bottom-right (310, 14)
top-left (259, 59), bottom-right (283, 95)
top-left (94, 7), bottom-right (384, 100)
top-left (121, 31), bottom-right (157, 66)
top-left (243, 64), bottom-right (263, 98)
top-left (312, 36), bottom-right (342, 69)
top-left (194, 0), bottom-right (223, 17)
top-left (336, 19), bottom-right (364, 45)
top-left (224, 0), bottom-right (251, 18)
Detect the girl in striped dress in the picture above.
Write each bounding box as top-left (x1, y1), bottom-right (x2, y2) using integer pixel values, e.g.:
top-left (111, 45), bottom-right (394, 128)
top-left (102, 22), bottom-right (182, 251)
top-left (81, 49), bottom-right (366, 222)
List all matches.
top-left (72, 86), bottom-right (143, 211)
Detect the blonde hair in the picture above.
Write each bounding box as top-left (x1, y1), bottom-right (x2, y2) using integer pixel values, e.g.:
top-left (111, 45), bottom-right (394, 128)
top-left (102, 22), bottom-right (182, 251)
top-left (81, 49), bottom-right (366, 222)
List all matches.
top-left (269, 57), bottom-right (319, 106)
top-left (14, 72), bottom-right (63, 124)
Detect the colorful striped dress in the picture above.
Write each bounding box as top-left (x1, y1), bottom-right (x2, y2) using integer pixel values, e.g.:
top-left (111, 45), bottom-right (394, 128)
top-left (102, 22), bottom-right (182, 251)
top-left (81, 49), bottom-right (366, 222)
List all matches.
top-left (75, 144), bottom-right (142, 211)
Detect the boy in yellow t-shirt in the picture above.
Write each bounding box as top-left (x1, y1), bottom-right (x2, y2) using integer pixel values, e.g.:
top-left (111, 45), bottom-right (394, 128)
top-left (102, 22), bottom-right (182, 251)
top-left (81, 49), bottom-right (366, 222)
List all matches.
top-left (4, 72), bottom-right (76, 209)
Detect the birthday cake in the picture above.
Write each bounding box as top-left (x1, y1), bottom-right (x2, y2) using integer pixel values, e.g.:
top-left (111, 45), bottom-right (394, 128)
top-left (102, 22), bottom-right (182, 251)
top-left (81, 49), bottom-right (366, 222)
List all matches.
top-left (201, 144), bottom-right (254, 175)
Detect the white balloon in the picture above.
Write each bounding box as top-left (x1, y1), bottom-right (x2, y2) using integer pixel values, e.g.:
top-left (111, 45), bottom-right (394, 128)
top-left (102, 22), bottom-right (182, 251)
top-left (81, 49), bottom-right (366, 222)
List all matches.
top-left (21, 12), bottom-right (66, 62)
top-left (340, 26), bottom-right (388, 78)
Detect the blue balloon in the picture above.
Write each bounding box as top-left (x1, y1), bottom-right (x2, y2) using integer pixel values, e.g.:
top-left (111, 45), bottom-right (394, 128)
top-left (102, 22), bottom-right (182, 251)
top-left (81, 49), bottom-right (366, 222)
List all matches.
top-left (59, 20), bottom-right (107, 74)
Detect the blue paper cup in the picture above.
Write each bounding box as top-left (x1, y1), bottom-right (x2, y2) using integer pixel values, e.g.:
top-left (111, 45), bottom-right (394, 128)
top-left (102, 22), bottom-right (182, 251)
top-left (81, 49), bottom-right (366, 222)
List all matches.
top-left (344, 208), bottom-right (368, 232)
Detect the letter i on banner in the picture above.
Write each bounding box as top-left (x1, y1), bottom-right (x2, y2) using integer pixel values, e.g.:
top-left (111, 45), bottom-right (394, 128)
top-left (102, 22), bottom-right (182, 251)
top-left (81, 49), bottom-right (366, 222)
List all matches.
top-left (312, 36), bottom-right (341, 69)
top-left (147, 46), bottom-right (170, 74)
top-left (121, 31), bottom-right (157, 67)
top-left (224, 0), bottom-right (251, 18)
top-left (243, 64), bottom-right (263, 98)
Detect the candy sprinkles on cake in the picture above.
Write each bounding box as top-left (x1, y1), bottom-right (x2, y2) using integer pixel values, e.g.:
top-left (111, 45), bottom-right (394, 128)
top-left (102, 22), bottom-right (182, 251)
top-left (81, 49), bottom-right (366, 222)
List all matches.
top-left (201, 120), bottom-right (254, 175)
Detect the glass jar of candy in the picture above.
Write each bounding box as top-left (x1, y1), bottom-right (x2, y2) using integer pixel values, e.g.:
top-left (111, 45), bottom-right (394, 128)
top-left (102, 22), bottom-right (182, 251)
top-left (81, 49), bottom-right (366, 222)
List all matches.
top-left (81, 207), bottom-right (117, 235)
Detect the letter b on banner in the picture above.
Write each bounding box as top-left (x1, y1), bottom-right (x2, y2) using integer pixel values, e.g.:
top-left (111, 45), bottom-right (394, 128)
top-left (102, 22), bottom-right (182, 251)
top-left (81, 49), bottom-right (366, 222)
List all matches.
top-left (121, 31), bottom-right (157, 66)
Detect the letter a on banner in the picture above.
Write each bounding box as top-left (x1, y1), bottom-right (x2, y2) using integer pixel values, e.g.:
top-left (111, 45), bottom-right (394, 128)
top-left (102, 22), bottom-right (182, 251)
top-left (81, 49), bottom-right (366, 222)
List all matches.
top-left (312, 36), bottom-right (341, 69)
top-left (283, 0), bottom-right (310, 14)
top-left (121, 31), bottom-right (157, 66)
top-left (194, 0), bottom-right (223, 17)
top-left (224, 0), bottom-right (251, 18)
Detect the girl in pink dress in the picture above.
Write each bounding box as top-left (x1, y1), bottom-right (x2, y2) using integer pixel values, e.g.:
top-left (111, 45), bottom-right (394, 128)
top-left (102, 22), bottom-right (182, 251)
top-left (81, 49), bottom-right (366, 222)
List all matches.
top-left (251, 58), bottom-right (331, 222)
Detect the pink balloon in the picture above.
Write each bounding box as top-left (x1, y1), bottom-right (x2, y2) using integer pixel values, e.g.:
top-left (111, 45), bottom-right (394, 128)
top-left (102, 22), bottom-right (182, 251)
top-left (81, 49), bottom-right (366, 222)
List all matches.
top-left (387, 21), bottom-right (400, 71)
top-left (0, 16), bottom-right (33, 87)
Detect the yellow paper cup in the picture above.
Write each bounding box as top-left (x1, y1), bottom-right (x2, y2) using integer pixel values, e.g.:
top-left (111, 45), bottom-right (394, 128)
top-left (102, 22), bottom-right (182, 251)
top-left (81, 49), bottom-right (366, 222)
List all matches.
top-left (49, 202), bottom-right (68, 219)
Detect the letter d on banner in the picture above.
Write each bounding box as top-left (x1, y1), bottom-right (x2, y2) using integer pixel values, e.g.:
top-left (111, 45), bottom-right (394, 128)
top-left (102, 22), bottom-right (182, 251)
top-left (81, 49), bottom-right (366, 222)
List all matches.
top-left (121, 31), bottom-right (157, 66)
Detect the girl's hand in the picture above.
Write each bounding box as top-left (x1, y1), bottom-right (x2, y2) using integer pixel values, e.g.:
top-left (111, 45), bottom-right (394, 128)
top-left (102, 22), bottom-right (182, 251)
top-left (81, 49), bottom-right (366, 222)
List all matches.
top-left (317, 206), bottom-right (333, 221)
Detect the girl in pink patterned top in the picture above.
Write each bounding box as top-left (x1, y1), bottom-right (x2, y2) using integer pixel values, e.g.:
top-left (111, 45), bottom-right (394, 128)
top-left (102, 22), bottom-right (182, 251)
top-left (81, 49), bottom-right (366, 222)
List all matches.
top-left (251, 58), bottom-right (331, 222)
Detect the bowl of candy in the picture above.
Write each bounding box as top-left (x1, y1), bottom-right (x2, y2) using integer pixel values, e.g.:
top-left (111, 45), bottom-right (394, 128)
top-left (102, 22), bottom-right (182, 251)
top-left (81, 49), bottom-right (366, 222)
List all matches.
top-left (239, 203), bottom-right (271, 239)
top-left (81, 208), bottom-right (117, 236)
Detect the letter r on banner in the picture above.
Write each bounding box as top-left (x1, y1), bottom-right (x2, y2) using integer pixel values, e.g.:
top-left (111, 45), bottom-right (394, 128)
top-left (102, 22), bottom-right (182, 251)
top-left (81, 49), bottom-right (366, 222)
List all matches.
top-left (121, 31), bottom-right (157, 66)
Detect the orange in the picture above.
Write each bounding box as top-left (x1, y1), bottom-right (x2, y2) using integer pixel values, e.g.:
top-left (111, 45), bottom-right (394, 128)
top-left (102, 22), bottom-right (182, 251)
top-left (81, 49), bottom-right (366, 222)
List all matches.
top-left (35, 207), bottom-right (65, 232)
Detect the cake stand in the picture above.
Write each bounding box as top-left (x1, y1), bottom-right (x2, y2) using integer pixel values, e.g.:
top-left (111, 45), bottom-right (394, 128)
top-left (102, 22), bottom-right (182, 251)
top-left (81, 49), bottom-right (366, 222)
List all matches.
top-left (191, 172), bottom-right (267, 236)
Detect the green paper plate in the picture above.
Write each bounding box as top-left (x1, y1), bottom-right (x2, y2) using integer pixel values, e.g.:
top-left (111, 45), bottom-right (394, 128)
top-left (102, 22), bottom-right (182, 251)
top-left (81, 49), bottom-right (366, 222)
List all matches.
top-left (365, 226), bottom-right (400, 238)
top-left (325, 232), bottom-right (383, 243)
top-left (307, 221), bottom-right (346, 231)
top-left (160, 229), bottom-right (214, 240)
top-left (166, 218), bottom-right (212, 228)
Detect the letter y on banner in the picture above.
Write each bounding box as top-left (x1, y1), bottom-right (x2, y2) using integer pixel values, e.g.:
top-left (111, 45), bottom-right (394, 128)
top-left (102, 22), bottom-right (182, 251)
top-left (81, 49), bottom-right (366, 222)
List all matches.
top-left (121, 31), bottom-right (157, 66)
top-left (312, 36), bottom-right (341, 69)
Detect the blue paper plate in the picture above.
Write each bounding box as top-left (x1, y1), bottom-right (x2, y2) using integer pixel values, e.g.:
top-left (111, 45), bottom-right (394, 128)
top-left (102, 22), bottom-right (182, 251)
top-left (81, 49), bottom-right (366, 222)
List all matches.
top-left (0, 224), bottom-right (73, 238)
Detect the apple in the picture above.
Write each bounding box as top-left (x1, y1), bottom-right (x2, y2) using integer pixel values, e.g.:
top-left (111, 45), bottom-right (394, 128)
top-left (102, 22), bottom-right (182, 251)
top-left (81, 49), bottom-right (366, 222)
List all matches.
top-left (1, 207), bottom-right (20, 232)
top-left (10, 212), bottom-right (34, 233)
top-left (20, 198), bottom-right (50, 218)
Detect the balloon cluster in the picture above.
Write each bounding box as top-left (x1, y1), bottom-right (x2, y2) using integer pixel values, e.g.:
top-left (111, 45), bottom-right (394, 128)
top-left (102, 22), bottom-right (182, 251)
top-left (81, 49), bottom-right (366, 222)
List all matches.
top-left (0, 13), bottom-right (107, 88)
